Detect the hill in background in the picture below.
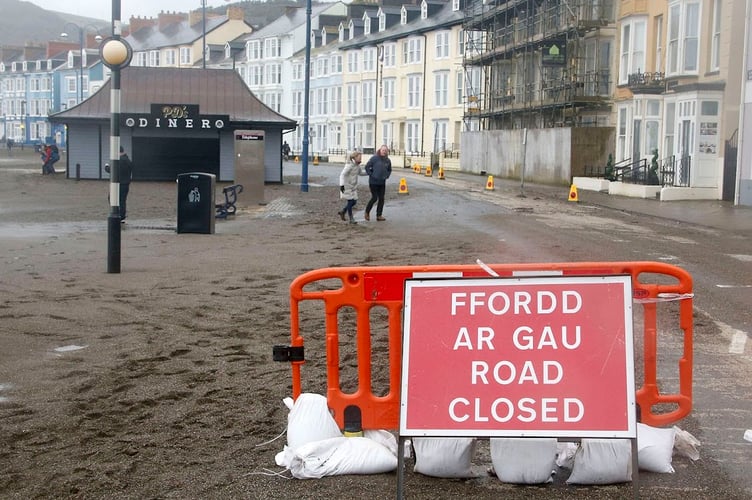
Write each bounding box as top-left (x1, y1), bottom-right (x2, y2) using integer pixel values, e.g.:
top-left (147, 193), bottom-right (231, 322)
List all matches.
top-left (0, 0), bottom-right (303, 48)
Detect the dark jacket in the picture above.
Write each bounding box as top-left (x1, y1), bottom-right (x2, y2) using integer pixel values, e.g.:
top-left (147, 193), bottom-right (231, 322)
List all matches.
top-left (119, 153), bottom-right (133, 185)
top-left (365, 153), bottom-right (392, 186)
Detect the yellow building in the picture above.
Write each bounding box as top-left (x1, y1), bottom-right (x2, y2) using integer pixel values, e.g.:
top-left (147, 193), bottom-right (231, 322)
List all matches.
top-left (615, 0), bottom-right (746, 200)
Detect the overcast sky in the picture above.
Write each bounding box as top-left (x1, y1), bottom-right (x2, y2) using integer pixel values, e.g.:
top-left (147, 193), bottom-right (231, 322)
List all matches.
top-left (27, 1), bottom-right (234, 22)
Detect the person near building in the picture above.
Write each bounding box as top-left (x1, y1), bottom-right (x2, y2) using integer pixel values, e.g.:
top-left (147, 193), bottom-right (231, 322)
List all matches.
top-left (364, 145), bottom-right (392, 221)
top-left (338, 149), bottom-right (365, 224)
top-left (282, 141), bottom-right (291, 161)
top-left (41, 144), bottom-right (52, 174)
top-left (118, 147), bottom-right (133, 222)
top-left (105, 146), bottom-right (133, 222)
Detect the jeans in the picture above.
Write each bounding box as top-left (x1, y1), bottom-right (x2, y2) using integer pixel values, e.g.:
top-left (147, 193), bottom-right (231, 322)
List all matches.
top-left (365, 184), bottom-right (386, 216)
top-left (119, 183), bottom-right (130, 220)
top-left (342, 199), bottom-right (357, 219)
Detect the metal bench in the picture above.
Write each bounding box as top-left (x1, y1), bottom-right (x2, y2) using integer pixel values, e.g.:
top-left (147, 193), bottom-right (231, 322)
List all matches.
top-left (215, 184), bottom-right (243, 219)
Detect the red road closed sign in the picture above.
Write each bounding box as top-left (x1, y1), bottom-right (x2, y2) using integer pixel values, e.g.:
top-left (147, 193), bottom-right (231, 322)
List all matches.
top-left (400, 275), bottom-right (636, 438)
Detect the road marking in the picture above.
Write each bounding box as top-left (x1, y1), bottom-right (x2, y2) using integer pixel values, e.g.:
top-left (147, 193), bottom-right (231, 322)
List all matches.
top-left (716, 284), bottom-right (752, 288)
top-left (727, 254), bottom-right (752, 262)
top-left (715, 321), bottom-right (749, 354)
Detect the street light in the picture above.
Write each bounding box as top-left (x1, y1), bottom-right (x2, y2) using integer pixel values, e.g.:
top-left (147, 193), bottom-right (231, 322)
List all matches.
top-left (100, 4), bottom-right (132, 274)
top-left (61, 23), bottom-right (103, 103)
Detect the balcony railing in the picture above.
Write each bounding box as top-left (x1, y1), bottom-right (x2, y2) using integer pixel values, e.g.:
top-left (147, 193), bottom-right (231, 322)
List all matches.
top-left (626, 71), bottom-right (665, 93)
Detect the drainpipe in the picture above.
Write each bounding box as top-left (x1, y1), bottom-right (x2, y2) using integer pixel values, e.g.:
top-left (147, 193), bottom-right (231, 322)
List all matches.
top-left (421, 33), bottom-right (427, 155)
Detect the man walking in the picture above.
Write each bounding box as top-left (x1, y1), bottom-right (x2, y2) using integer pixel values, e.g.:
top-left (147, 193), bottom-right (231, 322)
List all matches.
top-left (364, 145), bottom-right (392, 221)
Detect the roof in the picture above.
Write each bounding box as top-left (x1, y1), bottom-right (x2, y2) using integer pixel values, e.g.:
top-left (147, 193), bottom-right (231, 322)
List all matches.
top-left (49, 66), bottom-right (297, 130)
top-left (126, 16), bottom-right (229, 51)
top-left (241, 4), bottom-right (337, 42)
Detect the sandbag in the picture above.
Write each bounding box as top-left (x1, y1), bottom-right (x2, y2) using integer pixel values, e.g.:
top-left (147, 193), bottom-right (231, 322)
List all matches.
top-left (413, 437), bottom-right (477, 478)
top-left (637, 423), bottom-right (675, 473)
top-left (566, 439), bottom-right (632, 485)
top-left (284, 394), bottom-right (342, 451)
top-left (287, 436), bottom-right (398, 479)
top-left (490, 438), bottom-right (557, 484)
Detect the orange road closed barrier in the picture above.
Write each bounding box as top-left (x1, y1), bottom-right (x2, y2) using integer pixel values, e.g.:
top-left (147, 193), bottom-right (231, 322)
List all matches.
top-left (275, 261), bottom-right (693, 430)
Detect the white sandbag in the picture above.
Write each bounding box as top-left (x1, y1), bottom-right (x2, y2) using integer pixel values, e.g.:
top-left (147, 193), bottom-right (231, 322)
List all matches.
top-left (566, 439), bottom-right (632, 485)
top-left (637, 423), bottom-right (675, 473)
top-left (413, 437), bottom-right (477, 478)
top-left (288, 436), bottom-right (398, 479)
top-left (672, 425), bottom-right (701, 461)
top-left (284, 394), bottom-right (342, 451)
top-left (364, 429), bottom-right (398, 457)
top-left (490, 438), bottom-right (557, 484)
top-left (556, 442), bottom-right (578, 469)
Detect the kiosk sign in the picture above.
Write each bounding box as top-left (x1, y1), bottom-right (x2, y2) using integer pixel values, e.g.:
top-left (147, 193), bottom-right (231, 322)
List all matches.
top-left (400, 275), bottom-right (635, 438)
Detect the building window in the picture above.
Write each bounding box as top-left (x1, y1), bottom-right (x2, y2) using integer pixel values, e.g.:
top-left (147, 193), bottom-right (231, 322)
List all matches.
top-left (363, 48), bottom-right (376, 72)
top-left (292, 91), bottom-right (303, 117)
top-left (383, 43), bottom-right (396, 67)
top-left (264, 38), bottom-right (280, 58)
top-left (433, 120), bottom-right (448, 152)
top-left (435, 31), bottom-right (450, 59)
top-left (347, 52), bottom-right (359, 72)
top-left (667, 0), bottom-right (700, 75)
top-left (382, 121), bottom-right (393, 149)
top-left (362, 81), bottom-right (375, 114)
top-left (347, 83), bottom-right (358, 115)
top-left (267, 64), bottom-right (281, 85)
top-left (434, 71), bottom-right (448, 107)
top-left (250, 65), bottom-right (263, 86)
top-left (710, 0), bottom-right (721, 71)
top-left (456, 71), bottom-right (464, 105)
top-left (165, 50), bottom-right (176, 66)
top-left (179, 47), bottom-right (191, 65)
top-left (619, 16), bottom-right (647, 84)
top-left (293, 63), bottom-right (303, 81)
top-left (402, 38), bottom-right (423, 65)
top-left (379, 12), bottom-right (386, 32)
top-left (383, 78), bottom-right (395, 110)
top-left (149, 50), bottom-right (160, 67)
top-left (406, 121), bottom-right (420, 152)
top-left (421, 0), bottom-right (428, 19)
top-left (401, 7), bottom-right (407, 25)
top-left (364, 16), bottom-right (371, 35)
top-left (407, 74), bottom-right (422, 108)
top-left (617, 106), bottom-right (628, 162)
top-left (332, 87), bottom-right (342, 115)
top-left (331, 55), bottom-right (342, 74)
top-left (654, 16), bottom-right (663, 73)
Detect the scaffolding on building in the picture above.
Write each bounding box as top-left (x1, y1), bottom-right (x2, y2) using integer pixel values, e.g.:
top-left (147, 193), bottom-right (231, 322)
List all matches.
top-left (462, 0), bottom-right (616, 131)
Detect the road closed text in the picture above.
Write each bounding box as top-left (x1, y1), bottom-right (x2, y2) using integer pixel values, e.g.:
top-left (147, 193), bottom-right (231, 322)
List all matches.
top-left (401, 277), bottom-right (634, 435)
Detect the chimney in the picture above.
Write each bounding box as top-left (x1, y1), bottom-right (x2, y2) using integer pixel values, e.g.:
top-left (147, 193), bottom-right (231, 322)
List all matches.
top-left (189, 9), bottom-right (202, 27)
top-left (158, 11), bottom-right (186, 30)
top-left (47, 41), bottom-right (78, 59)
top-left (227, 6), bottom-right (245, 21)
top-left (129, 16), bottom-right (157, 34)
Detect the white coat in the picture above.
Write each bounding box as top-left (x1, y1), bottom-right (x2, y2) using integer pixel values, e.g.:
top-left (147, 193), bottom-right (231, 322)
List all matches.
top-left (339, 159), bottom-right (364, 200)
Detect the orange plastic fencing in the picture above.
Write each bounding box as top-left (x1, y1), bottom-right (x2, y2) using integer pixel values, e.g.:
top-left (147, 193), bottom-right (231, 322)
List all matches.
top-left (284, 262), bottom-right (693, 430)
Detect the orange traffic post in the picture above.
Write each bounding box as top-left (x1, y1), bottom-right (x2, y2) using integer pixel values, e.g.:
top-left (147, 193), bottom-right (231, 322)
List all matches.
top-left (294, 156), bottom-right (299, 163)
top-left (568, 184), bottom-right (579, 202)
top-left (485, 175), bottom-right (495, 191)
top-left (398, 177), bottom-right (409, 194)
top-left (438, 167), bottom-right (445, 180)
top-left (313, 155), bottom-right (319, 166)
top-left (281, 261), bottom-right (693, 431)
top-left (425, 164), bottom-right (433, 176)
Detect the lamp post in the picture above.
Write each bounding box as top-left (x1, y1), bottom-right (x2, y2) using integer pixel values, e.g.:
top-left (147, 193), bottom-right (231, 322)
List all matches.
top-left (61, 23), bottom-right (103, 104)
top-left (20, 99), bottom-right (26, 147)
top-left (202, 0), bottom-right (207, 69)
top-left (100, 2), bottom-right (132, 274)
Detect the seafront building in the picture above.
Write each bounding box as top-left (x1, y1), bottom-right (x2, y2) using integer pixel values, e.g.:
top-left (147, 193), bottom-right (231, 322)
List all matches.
top-left (1, 1), bottom-right (751, 205)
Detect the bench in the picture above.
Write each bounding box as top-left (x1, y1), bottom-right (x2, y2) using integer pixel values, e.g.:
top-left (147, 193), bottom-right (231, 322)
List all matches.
top-left (215, 184), bottom-right (244, 219)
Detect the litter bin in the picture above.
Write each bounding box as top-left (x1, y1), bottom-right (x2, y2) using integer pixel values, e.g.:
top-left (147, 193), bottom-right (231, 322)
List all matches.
top-left (177, 172), bottom-right (216, 234)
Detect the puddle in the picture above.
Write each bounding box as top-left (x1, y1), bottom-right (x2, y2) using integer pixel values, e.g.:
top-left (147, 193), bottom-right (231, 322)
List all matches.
top-left (53, 344), bottom-right (89, 353)
top-left (0, 221), bottom-right (103, 239)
